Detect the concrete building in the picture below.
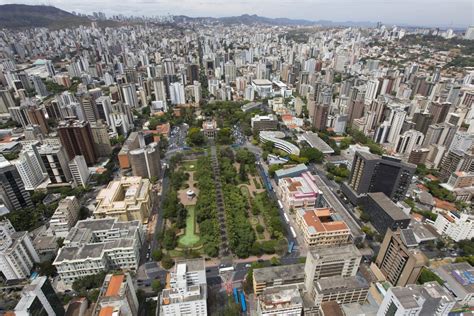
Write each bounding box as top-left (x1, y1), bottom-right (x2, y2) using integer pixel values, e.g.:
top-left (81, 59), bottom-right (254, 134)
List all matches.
top-left (304, 244), bottom-right (362, 293)
top-left (118, 131), bottom-right (154, 169)
top-left (37, 143), bottom-right (72, 186)
top-left (53, 218), bottom-right (143, 284)
top-left (0, 219), bottom-right (40, 281)
top-left (310, 274), bottom-right (369, 308)
top-left (160, 259), bottom-right (208, 316)
top-left (395, 129), bottom-right (424, 155)
top-left (433, 210), bottom-right (474, 242)
top-left (439, 148), bottom-right (474, 182)
top-left (13, 276), bottom-right (65, 316)
top-left (90, 120), bottom-right (112, 157)
top-left (252, 79), bottom-right (273, 98)
top-left (253, 264), bottom-right (305, 295)
top-left (57, 120), bottom-right (97, 166)
top-left (274, 164), bottom-right (308, 181)
top-left (49, 196), bottom-right (80, 238)
top-left (94, 176), bottom-right (151, 223)
top-left (435, 262), bottom-right (474, 306)
top-left (259, 131), bottom-right (300, 156)
top-left (295, 208), bottom-right (351, 247)
top-left (375, 229), bottom-right (428, 287)
top-left (68, 155), bottom-right (90, 188)
top-left (14, 151), bottom-right (47, 190)
top-left (362, 192), bottom-right (411, 235)
top-left (278, 171), bottom-right (322, 212)
top-left (93, 273), bottom-right (139, 316)
top-left (377, 282), bottom-right (456, 316)
top-left (129, 143), bottom-right (161, 179)
top-left (202, 120), bottom-right (218, 139)
top-left (341, 152), bottom-right (416, 204)
top-left (301, 132), bottom-right (335, 154)
top-left (0, 155), bottom-right (33, 212)
top-left (251, 114), bottom-right (278, 132)
top-left (257, 285), bottom-right (303, 316)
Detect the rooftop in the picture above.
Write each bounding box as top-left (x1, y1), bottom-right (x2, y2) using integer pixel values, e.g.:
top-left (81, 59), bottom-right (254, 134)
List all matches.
top-left (298, 208), bottom-right (349, 235)
top-left (253, 264), bottom-right (305, 284)
top-left (301, 131), bottom-right (335, 154)
top-left (315, 274), bottom-right (369, 293)
top-left (367, 192), bottom-right (411, 221)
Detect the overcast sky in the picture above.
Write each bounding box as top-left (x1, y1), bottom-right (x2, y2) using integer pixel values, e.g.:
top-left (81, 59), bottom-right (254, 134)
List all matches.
top-left (1, 0), bottom-right (472, 27)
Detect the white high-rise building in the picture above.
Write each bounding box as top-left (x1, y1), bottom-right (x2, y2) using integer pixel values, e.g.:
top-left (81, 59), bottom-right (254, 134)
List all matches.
top-left (14, 276), bottom-right (65, 316)
top-left (0, 219), bottom-right (40, 281)
top-left (224, 61), bottom-right (237, 83)
top-left (49, 196), bottom-right (80, 238)
top-left (387, 107), bottom-right (407, 144)
top-left (395, 129), bottom-right (425, 155)
top-left (365, 79), bottom-right (380, 105)
top-left (449, 131), bottom-right (474, 153)
top-left (160, 259), bottom-right (208, 316)
top-left (68, 155), bottom-right (90, 188)
top-left (169, 82), bottom-right (185, 105)
top-left (122, 84), bottom-right (139, 108)
top-left (14, 151), bottom-right (47, 190)
top-left (464, 26), bottom-right (474, 40)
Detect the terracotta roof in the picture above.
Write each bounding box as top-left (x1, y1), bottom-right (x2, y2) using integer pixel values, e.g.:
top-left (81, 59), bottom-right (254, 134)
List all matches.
top-left (303, 208), bottom-right (349, 234)
top-left (434, 198), bottom-right (456, 211)
top-left (105, 274), bottom-right (124, 297)
top-left (98, 306), bottom-right (114, 316)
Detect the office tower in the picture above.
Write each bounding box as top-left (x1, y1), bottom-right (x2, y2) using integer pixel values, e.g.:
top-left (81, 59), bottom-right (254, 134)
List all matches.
top-left (45, 60), bottom-right (56, 77)
top-left (375, 229), bottom-right (428, 287)
top-left (0, 156), bottom-right (33, 212)
top-left (32, 75), bottom-right (49, 97)
top-left (49, 196), bottom-right (80, 238)
top-left (429, 102), bottom-right (450, 124)
top-left (0, 219), bottom-right (40, 280)
top-left (342, 152), bottom-right (416, 204)
top-left (91, 120), bottom-right (112, 157)
top-left (27, 105), bottom-right (49, 135)
top-left (160, 259), bottom-right (208, 316)
top-left (122, 83), bottom-right (139, 108)
top-left (439, 148), bottom-right (474, 181)
top-left (395, 129), bottom-right (424, 155)
top-left (362, 193), bottom-right (411, 235)
top-left (38, 144), bottom-right (72, 185)
top-left (68, 156), bottom-right (90, 188)
top-left (93, 273), bottom-right (139, 316)
top-left (169, 82), bottom-right (185, 105)
top-left (13, 276), bottom-right (65, 316)
top-left (54, 218), bottom-right (143, 284)
top-left (412, 112), bottom-right (433, 134)
top-left (79, 94), bottom-right (98, 123)
top-left (377, 282), bottom-right (455, 316)
top-left (0, 89), bottom-right (14, 113)
top-left (14, 151), bottom-right (47, 190)
top-left (57, 120), bottom-right (98, 166)
top-left (304, 244), bottom-right (361, 293)
top-left (129, 142), bottom-right (161, 179)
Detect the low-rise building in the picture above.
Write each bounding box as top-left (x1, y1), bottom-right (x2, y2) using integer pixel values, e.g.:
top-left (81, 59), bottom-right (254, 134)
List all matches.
top-left (259, 131), bottom-right (300, 156)
top-left (92, 273), bottom-right (139, 316)
top-left (0, 219), bottom-right (40, 281)
top-left (49, 196), bottom-right (80, 238)
top-left (202, 120), bottom-right (218, 138)
top-left (256, 285), bottom-right (303, 316)
top-left (278, 171), bottom-right (322, 211)
top-left (94, 176), bottom-right (151, 223)
top-left (251, 114), bottom-right (278, 132)
top-left (377, 282), bottom-right (456, 316)
top-left (310, 274), bottom-right (369, 308)
top-left (253, 264), bottom-right (305, 295)
top-left (301, 131), bottom-right (335, 154)
top-left (274, 164), bottom-right (308, 181)
top-left (53, 218), bottom-right (143, 284)
top-left (160, 259), bottom-right (208, 316)
top-left (433, 210), bottom-right (474, 242)
top-left (295, 208), bottom-right (351, 247)
top-left (435, 262), bottom-right (474, 306)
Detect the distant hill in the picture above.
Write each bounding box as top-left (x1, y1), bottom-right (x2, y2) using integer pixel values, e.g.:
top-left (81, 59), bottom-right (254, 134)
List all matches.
top-left (173, 14), bottom-right (377, 27)
top-left (0, 4), bottom-right (92, 29)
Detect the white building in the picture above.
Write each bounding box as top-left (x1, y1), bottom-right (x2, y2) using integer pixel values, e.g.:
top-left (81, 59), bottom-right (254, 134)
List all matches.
top-left (0, 219), bottom-right (40, 281)
top-left (170, 82), bottom-right (186, 105)
top-left (49, 196), bottom-right (80, 238)
top-left (433, 211), bottom-right (474, 242)
top-left (93, 273), bottom-right (139, 316)
top-left (257, 285), bottom-right (303, 316)
top-left (53, 218), bottom-right (143, 284)
top-left (160, 259), bottom-right (208, 316)
top-left (68, 155), bottom-right (90, 188)
top-left (377, 282), bottom-right (456, 316)
top-left (395, 129), bottom-right (425, 155)
top-left (14, 151), bottom-right (47, 190)
top-left (122, 84), bottom-right (139, 108)
top-left (387, 107), bottom-right (407, 144)
top-left (14, 276), bottom-right (64, 316)
top-left (252, 79), bottom-right (273, 98)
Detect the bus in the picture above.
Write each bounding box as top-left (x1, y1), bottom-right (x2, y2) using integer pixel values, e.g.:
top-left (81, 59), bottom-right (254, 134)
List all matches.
top-left (277, 200), bottom-right (283, 209)
top-left (233, 288), bottom-right (239, 304)
top-left (240, 291), bottom-right (247, 312)
top-left (288, 241), bottom-right (295, 253)
top-left (283, 213), bottom-right (289, 223)
top-left (219, 266), bottom-right (234, 273)
top-left (290, 226), bottom-right (297, 238)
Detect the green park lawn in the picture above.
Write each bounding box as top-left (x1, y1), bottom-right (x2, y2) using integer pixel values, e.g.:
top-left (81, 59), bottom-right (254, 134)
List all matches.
top-left (178, 206), bottom-right (200, 247)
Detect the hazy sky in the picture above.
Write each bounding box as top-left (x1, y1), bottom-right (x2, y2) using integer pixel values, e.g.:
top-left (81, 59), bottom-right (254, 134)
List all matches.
top-left (1, 0), bottom-right (472, 27)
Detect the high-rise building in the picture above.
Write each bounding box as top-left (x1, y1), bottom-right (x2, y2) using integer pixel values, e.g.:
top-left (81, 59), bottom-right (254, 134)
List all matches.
top-left (342, 152), bottom-right (416, 204)
top-left (79, 94), bottom-right (98, 123)
top-left (377, 282), bottom-right (455, 316)
top-left (412, 112), bottom-right (433, 134)
top-left (14, 151), bottom-right (47, 190)
top-left (169, 82), bottom-right (185, 105)
top-left (0, 156), bottom-right (33, 212)
top-left (160, 259), bottom-right (208, 316)
top-left (129, 142), bottom-right (161, 179)
top-left (375, 228), bottom-right (428, 287)
top-left (13, 276), bottom-right (65, 316)
top-left (0, 219), bottom-right (40, 280)
top-left (57, 120), bottom-right (98, 166)
top-left (122, 83), bottom-right (139, 108)
top-left (395, 129), bottom-right (425, 155)
top-left (68, 155), bottom-right (90, 188)
top-left (90, 120), bottom-right (112, 157)
top-left (429, 102), bottom-right (451, 124)
top-left (32, 75), bottom-right (49, 97)
top-left (93, 273), bottom-right (139, 316)
top-left (439, 148), bottom-right (474, 181)
top-left (37, 144), bottom-right (72, 185)
top-left (49, 196), bottom-right (80, 238)
top-left (27, 105), bottom-right (49, 135)
top-left (0, 89), bottom-right (15, 113)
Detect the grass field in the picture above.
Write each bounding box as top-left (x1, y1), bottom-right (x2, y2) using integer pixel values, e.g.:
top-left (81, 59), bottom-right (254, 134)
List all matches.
top-left (178, 206), bottom-right (200, 247)
top-left (181, 160), bottom-right (197, 172)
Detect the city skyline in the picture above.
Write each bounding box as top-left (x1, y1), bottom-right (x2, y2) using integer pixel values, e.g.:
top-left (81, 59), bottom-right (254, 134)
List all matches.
top-left (0, 0), bottom-right (472, 28)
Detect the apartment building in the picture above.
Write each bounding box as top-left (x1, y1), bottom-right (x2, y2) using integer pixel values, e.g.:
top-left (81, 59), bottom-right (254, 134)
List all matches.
top-left (433, 210), bottom-right (474, 242)
top-left (310, 274), bottom-right (369, 308)
top-left (278, 171), bottom-right (322, 211)
top-left (53, 218), bottom-right (143, 284)
top-left (92, 273), bottom-right (139, 316)
top-left (49, 196), bottom-right (80, 238)
top-left (256, 285), bottom-right (303, 316)
top-left (295, 208), bottom-right (351, 247)
top-left (94, 176), bottom-right (152, 223)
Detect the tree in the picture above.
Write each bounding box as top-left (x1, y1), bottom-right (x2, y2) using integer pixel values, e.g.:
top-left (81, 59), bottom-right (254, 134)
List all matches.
top-left (270, 256), bottom-right (281, 266)
top-left (300, 147), bottom-right (324, 163)
top-left (163, 229), bottom-right (178, 250)
top-left (57, 237), bottom-right (64, 248)
top-left (418, 267), bottom-right (444, 285)
top-left (161, 255), bottom-right (174, 269)
top-left (187, 127), bottom-right (205, 146)
top-left (151, 249), bottom-right (163, 261)
top-left (217, 128), bottom-right (233, 145)
top-left (72, 272), bottom-right (106, 293)
top-left (38, 260), bottom-right (57, 277)
top-left (151, 280), bottom-right (163, 293)
top-left (256, 224), bottom-right (264, 233)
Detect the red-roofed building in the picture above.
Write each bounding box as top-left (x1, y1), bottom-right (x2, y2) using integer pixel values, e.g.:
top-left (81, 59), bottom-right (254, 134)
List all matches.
top-left (93, 273), bottom-right (139, 316)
